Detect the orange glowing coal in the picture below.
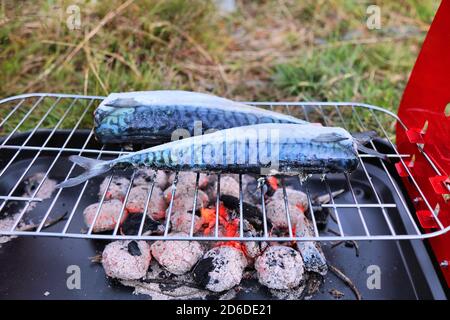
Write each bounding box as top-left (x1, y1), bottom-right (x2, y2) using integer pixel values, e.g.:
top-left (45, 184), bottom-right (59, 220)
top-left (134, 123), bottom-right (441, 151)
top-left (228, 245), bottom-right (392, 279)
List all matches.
top-left (216, 239), bottom-right (248, 256)
top-left (267, 176), bottom-right (278, 191)
top-left (296, 203), bottom-right (305, 213)
top-left (200, 203), bottom-right (228, 235)
top-left (223, 218), bottom-right (239, 237)
top-left (201, 203), bottom-right (248, 255)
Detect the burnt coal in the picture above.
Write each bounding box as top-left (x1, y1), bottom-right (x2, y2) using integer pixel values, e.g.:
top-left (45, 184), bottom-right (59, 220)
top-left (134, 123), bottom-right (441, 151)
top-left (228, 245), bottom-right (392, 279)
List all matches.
top-left (193, 256), bottom-right (214, 289)
top-left (120, 213), bottom-right (164, 235)
top-left (310, 205), bottom-right (331, 230)
top-left (0, 201), bottom-right (22, 219)
top-left (220, 194), bottom-right (272, 231)
top-left (193, 246), bottom-right (247, 292)
top-left (127, 240), bottom-right (142, 256)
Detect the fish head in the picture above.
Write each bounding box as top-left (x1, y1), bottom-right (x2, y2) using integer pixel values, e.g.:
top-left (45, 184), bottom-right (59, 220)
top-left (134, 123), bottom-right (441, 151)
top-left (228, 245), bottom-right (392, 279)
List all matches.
top-left (94, 107), bottom-right (135, 137)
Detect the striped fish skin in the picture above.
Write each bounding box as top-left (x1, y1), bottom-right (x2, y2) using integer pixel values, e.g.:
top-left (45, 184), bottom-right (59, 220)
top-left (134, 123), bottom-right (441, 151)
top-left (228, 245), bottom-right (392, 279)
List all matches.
top-left (94, 91), bottom-right (308, 144)
top-left (56, 123), bottom-right (359, 189)
top-left (110, 123), bottom-right (359, 175)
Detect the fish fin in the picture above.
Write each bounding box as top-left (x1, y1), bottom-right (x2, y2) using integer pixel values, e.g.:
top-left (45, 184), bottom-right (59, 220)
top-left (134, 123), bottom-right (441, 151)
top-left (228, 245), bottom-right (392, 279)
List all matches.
top-left (68, 155), bottom-right (105, 170)
top-left (104, 98), bottom-right (140, 108)
top-left (56, 156), bottom-right (111, 188)
top-left (356, 143), bottom-right (389, 161)
top-left (312, 133), bottom-right (349, 143)
top-left (351, 130), bottom-right (377, 144)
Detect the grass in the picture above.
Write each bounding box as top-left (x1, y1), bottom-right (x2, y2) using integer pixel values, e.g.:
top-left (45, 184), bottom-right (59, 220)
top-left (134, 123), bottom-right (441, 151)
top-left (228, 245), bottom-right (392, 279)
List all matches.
top-left (0, 0), bottom-right (440, 135)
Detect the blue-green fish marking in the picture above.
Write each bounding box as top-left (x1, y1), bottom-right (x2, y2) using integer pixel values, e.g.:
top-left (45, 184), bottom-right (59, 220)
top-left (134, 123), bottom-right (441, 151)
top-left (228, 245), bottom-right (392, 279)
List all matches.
top-left (94, 91), bottom-right (308, 144)
top-left (57, 123), bottom-right (359, 188)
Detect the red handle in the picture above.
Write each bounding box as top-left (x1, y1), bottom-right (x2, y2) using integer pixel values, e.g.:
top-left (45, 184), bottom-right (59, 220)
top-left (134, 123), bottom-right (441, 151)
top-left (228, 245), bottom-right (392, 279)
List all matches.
top-left (396, 0), bottom-right (450, 286)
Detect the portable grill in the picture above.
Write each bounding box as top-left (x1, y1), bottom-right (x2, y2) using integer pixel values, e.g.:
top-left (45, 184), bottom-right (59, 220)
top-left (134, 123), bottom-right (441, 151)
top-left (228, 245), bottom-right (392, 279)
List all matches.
top-left (0, 95), bottom-right (444, 240)
top-left (1, 1), bottom-right (450, 300)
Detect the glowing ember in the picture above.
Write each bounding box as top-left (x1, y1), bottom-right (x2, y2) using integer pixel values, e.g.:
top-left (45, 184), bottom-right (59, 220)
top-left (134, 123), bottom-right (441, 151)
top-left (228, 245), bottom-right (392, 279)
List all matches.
top-left (200, 203), bottom-right (228, 235)
top-left (215, 218), bottom-right (247, 254)
top-left (267, 176), bottom-right (278, 191)
top-left (296, 203), bottom-right (306, 213)
top-left (200, 203), bottom-right (247, 255)
top-left (216, 240), bottom-right (248, 256)
top-left (223, 218), bottom-right (239, 237)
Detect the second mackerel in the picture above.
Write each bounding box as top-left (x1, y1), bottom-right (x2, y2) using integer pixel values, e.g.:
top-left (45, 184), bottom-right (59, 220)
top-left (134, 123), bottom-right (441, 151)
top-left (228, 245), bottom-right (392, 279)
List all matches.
top-left (94, 91), bottom-right (308, 144)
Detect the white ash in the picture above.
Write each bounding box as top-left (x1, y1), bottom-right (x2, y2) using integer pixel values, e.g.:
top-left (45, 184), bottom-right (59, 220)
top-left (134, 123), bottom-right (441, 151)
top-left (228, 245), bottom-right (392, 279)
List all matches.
top-left (126, 185), bottom-right (167, 220)
top-left (294, 215), bottom-right (328, 275)
top-left (242, 220), bottom-right (267, 265)
top-left (164, 185), bottom-right (209, 213)
top-left (83, 199), bottom-right (127, 232)
top-left (167, 172), bottom-right (212, 190)
top-left (102, 240), bottom-right (151, 280)
top-left (151, 233), bottom-right (204, 275)
top-left (270, 272), bottom-right (322, 300)
top-left (213, 174), bottom-right (260, 205)
top-left (133, 168), bottom-right (168, 190)
top-left (120, 260), bottom-right (237, 300)
top-left (0, 173), bottom-right (57, 246)
top-left (264, 201), bottom-right (328, 276)
top-left (255, 245), bottom-right (305, 290)
top-left (0, 212), bottom-right (35, 244)
top-left (193, 246), bottom-right (247, 292)
top-left (0, 216), bottom-right (19, 244)
top-left (117, 257), bottom-right (313, 300)
top-left (170, 211), bottom-right (202, 234)
top-left (266, 202), bottom-right (304, 229)
top-left (122, 279), bottom-right (207, 300)
top-left (209, 176), bottom-right (240, 200)
top-left (23, 173), bottom-right (58, 212)
top-left (98, 176), bottom-right (130, 200)
top-left (268, 188), bottom-right (308, 211)
top-left (269, 282), bottom-right (307, 300)
top-left (221, 173), bottom-right (239, 182)
top-left (294, 210), bottom-right (316, 238)
top-left (243, 241), bottom-right (261, 266)
top-left (241, 174), bottom-right (260, 205)
top-left (24, 172), bottom-right (57, 200)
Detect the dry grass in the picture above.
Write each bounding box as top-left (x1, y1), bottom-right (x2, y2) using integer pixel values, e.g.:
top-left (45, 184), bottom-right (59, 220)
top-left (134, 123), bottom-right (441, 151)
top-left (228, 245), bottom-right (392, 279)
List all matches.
top-left (0, 0), bottom-right (440, 132)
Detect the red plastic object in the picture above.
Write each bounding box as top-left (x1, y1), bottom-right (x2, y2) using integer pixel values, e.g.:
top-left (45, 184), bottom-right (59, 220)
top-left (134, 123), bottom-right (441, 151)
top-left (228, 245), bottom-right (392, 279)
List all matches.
top-left (405, 128), bottom-right (425, 144)
top-left (417, 210), bottom-right (440, 230)
top-left (429, 176), bottom-right (450, 195)
top-left (395, 160), bottom-right (414, 178)
top-left (396, 0), bottom-right (450, 286)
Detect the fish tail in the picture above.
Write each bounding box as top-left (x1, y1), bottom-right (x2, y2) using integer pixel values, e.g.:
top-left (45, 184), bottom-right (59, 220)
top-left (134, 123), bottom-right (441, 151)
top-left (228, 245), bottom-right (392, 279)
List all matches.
top-left (356, 143), bottom-right (389, 161)
top-left (352, 131), bottom-right (389, 161)
top-left (56, 155), bottom-right (111, 188)
top-left (351, 130), bottom-right (377, 144)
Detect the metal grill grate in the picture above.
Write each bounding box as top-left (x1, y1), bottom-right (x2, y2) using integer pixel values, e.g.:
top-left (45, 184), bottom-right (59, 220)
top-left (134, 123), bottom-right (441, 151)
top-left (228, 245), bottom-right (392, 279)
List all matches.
top-left (0, 93), bottom-right (449, 241)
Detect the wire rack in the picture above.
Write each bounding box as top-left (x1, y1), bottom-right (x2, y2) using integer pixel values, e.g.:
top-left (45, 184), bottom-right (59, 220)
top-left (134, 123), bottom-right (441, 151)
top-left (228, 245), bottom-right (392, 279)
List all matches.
top-left (0, 93), bottom-right (449, 242)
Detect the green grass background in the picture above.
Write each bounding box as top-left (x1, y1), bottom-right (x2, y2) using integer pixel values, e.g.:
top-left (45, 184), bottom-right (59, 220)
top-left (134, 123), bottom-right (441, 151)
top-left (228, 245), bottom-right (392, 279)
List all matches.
top-left (0, 0), bottom-right (440, 133)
